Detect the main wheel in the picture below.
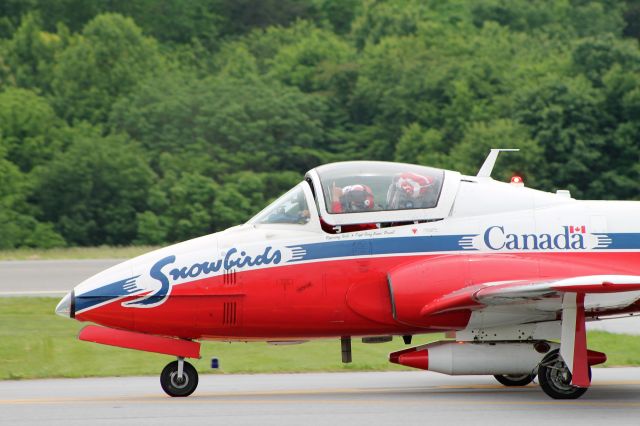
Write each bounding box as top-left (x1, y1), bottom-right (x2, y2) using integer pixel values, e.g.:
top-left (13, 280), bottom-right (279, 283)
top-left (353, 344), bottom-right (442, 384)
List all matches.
top-left (160, 360), bottom-right (199, 397)
top-left (494, 373), bottom-right (535, 387)
top-left (537, 349), bottom-right (590, 399)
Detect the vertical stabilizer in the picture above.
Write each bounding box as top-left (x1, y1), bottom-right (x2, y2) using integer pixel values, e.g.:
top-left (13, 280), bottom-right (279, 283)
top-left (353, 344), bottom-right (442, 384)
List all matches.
top-left (477, 149), bottom-right (519, 178)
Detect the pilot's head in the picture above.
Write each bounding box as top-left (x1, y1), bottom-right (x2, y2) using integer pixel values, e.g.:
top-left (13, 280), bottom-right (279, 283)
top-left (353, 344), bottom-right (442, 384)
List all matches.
top-left (387, 172), bottom-right (434, 209)
top-left (341, 184), bottom-right (375, 212)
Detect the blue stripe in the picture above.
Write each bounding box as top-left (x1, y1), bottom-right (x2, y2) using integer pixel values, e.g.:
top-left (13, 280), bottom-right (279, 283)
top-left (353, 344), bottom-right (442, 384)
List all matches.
top-left (594, 233), bottom-right (640, 249)
top-left (287, 235), bottom-right (476, 262)
top-left (75, 276), bottom-right (140, 312)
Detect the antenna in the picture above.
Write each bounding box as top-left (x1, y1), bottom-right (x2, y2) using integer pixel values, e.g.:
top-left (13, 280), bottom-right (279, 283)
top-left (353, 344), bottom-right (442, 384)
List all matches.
top-left (476, 148), bottom-right (520, 178)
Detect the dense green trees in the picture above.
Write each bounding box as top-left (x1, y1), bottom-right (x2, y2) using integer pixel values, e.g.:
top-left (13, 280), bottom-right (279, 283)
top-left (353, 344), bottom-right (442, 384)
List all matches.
top-left (52, 13), bottom-right (162, 123)
top-left (33, 130), bottom-right (154, 245)
top-left (0, 0), bottom-right (639, 248)
top-left (0, 88), bottom-right (63, 171)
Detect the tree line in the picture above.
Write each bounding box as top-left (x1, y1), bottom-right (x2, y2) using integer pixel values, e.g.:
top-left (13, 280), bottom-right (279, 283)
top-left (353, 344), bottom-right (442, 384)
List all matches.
top-left (1, 0), bottom-right (639, 249)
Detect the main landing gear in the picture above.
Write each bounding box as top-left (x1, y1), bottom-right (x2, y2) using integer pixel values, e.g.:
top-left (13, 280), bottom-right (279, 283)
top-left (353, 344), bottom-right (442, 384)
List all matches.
top-left (160, 357), bottom-right (199, 397)
top-left (537, 349), bottom-right (590, 400)
top-left (493, 373), bottom-right (536, 387)
top-left (493, 349), bottom-right (591, 399)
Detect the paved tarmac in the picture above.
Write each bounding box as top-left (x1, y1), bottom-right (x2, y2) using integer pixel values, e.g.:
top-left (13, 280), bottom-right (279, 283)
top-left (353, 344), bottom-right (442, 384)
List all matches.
top-left (0, 259), bottom-right (120, 296)
top-left (1, 370), bottom-right (640, 426)
top-left (589, 316), bottom-right (640, 335)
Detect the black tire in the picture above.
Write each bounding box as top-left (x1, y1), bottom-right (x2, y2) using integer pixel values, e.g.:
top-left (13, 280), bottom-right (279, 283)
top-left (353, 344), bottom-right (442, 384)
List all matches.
top-left (538, 349), bottom-right (590, 400)
top-left (494, 373), bottom-right (536, 387)
top-left (160, 360), bottom-right (199, 397)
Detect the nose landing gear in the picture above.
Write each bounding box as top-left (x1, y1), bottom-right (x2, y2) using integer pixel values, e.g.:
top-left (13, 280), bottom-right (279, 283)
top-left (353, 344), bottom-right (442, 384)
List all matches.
top-left (160, 357), bottom-right (199, 397)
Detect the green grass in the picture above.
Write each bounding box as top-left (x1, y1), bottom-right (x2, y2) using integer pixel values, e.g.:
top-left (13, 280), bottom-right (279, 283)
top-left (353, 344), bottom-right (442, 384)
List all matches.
top-left (0, 246), bottom-right (159, 261)
top-left (2, 298), bottom-right (640, 380)
top-left (587, 331), bottom-right (640, 366)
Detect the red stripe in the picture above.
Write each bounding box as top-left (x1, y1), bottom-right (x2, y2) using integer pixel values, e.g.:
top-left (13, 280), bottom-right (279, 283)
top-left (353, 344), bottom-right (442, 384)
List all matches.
top-left (572, 293), bottom-right (590, 387)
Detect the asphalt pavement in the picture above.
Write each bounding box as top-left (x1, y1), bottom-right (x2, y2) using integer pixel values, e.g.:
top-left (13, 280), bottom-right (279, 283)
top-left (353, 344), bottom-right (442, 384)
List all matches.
top-left (0, 259), bottom-right (120, 296)
top-left (2, 370), bottom-right (640, 426)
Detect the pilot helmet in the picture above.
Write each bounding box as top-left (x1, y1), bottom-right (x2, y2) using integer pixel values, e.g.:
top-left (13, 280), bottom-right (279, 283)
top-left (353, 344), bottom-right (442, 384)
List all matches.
top-left (341, 184), bottom-right (375, 212)
top-left (387, 172), bottom-right (434, 209)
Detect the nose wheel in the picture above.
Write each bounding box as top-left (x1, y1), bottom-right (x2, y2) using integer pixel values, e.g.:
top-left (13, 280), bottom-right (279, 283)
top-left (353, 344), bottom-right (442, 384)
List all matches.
top-left (160, 358), bottom-right (199, 397)
top-left (537, 349), bottom-right (590, 399)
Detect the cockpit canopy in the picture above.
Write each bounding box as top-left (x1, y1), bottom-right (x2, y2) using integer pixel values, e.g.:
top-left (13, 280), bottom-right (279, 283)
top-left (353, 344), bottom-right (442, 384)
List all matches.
top-left (250, 161), bottom-right (461, 230)
top-left (315, 162), bottom-right (444, 214)
top-left (309, 162), bottom-right (458, 226)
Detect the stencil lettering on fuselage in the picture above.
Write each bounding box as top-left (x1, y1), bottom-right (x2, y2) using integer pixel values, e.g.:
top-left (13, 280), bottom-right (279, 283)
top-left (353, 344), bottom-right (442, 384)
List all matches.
top-left (482, 225), bottom-right (590, 251)
top-left (122, 247), bottom-right (282, 309)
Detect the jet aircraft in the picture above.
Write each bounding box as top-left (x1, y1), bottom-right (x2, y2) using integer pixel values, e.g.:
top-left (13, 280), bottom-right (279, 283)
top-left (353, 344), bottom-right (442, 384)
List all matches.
top-left (56, 149), bottom-right (640, 399)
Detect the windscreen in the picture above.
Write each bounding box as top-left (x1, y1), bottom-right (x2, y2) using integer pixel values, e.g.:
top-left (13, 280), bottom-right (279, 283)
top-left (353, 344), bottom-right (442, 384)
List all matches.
top-left (251, 183), bottom-right (310, 225)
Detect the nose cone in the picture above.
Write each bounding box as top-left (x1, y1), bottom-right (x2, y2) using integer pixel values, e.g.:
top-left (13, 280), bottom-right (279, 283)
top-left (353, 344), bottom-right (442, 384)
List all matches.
top-left (55, 291), bottom-right (75, 318)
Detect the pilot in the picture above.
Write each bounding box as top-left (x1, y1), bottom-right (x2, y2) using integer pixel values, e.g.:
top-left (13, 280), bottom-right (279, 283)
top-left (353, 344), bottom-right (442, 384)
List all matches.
top-left (386, 172), bottom-right (436, 209)
top-left (295, 191), bottom-right (311, 224)
top-left (322, 183), bottom-right (378, 233)
top-left (265, 190), bottom-right (310, 224)
top-left (331, 183), bottom-right (375, 213)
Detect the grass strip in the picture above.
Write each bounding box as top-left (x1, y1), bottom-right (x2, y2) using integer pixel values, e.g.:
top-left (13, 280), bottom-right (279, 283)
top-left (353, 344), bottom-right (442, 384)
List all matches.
top-left (1, 298), bottom-right (639, 380)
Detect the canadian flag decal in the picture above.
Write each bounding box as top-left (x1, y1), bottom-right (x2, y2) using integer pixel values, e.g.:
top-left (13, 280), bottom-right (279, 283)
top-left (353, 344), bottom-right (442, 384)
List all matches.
top-left (570, 226), bottom-right (586, 234)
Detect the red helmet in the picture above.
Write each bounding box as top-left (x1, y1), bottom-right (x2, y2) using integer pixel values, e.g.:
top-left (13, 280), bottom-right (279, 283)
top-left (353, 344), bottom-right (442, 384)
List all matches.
top-left (341, 184), bottom-right (375, 212)
top-left (387, 172), bottom-right (434, 209)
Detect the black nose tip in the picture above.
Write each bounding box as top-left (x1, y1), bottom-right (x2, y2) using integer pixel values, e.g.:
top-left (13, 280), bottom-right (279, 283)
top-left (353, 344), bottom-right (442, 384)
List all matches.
top-left (70, 289), bottom-right (75, 318)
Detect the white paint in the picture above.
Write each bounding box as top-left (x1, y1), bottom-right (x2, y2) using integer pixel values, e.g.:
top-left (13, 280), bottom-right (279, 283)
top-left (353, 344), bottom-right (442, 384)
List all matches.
top-left (457, 321), bottom-right (561, 342)
top-left (421, 340), bottom-right (559, 375)
top-left (476, 148), bottom-right (520, 178)
top-left (560, 293), bottom-right (578, 373)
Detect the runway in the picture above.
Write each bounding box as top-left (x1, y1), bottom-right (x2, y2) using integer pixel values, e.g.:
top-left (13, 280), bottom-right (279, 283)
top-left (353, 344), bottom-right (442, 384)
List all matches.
top-left (2, 370), bottom-right (640, 425)
top-left (0, 259), bottom-right (120, 296)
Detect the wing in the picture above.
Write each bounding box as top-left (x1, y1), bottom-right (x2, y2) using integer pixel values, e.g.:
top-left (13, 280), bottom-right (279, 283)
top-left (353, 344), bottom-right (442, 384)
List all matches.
top-left (417, 274), bottom-right (640, 387)
top-left (420, 275), bottom-right (640, 316)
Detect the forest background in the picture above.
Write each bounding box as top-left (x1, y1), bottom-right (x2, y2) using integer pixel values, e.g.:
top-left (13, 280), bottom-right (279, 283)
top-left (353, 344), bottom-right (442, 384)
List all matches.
top-left (1, 0), bottom-right (639, 249)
